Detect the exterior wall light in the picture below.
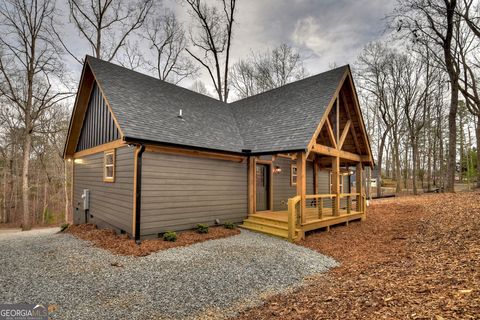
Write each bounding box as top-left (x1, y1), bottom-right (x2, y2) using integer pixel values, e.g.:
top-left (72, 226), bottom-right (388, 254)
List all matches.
top-left (273, 166), bottom-right (282, 174)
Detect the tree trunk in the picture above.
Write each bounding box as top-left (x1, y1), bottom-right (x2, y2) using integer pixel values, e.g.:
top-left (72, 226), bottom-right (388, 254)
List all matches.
top-left (412, 138), bottom-right (418, 195)
top-left (1, 158), bottom-right (7, 223)
top-left (394, 140), bottom-right (402, 193)
top-left (21, 132), bottom-right (32, 230)
top-left (42, 179), bottom-right (48, 225)
top-left (459, 111), bottom-right (464, 183)
top-left (376, 129), bottom-right (389, 198)
top-left (477, 116), bottom-right (480, 188)
top-left (446, 84), bottom-right (458, 192)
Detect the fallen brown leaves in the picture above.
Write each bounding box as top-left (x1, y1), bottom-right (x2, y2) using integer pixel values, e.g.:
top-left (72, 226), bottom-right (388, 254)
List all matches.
top-left (66, 224), bottom-right (240, 257)
top-left (236, 192), bottom-right (480, 320)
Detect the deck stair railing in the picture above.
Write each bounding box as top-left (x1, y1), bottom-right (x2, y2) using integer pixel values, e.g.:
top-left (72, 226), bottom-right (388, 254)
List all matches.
top-left (287, 195), bottom-right (301, 241)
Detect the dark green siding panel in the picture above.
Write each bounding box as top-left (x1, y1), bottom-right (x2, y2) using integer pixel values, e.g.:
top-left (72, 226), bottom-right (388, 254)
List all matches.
top-left (73, 147), bottom-right (134, 232)
top-left (140, 152), bottom-right (248, 235)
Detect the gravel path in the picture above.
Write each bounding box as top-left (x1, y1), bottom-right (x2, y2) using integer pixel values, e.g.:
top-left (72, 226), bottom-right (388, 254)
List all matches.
top-left (0, 229), bottom-right (337, 319)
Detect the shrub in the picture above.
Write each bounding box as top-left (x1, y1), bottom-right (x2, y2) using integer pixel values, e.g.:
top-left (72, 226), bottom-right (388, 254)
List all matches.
top-left (196, 224), bottom-right (209, 234)
top-left (163, 231), bottom-right (177, 242)
top-left (60, 223), bottom-right (69, 232)
top-left (223, 222), bottom-right (236, 229)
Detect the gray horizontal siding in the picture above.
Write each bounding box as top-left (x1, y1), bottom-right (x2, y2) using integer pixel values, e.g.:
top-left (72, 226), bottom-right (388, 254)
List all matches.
top-left (317, 170), bottom-right (351, 209)
top-left (140, 152), bottom-right (248, 235)
top-left (272, 157), bottom-right (315, 211)
top-left (73, 146), bottom-right (134, 232)
top-left (272, 157), bottom-right (295, 211)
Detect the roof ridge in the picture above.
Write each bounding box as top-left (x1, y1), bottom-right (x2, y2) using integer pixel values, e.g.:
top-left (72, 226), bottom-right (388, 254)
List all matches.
top-left (229, 65), bottom-right (349, 105)
top-left (85, 55), bottom-right (228, 105)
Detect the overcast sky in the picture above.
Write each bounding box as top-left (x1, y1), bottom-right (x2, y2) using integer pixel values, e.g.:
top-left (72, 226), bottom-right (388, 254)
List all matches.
top-left (65, 0), bottom-right (397, 95)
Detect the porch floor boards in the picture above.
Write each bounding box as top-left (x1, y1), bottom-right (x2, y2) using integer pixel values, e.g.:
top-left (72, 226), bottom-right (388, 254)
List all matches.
top-left (240, 208), bottom-right (365, 241)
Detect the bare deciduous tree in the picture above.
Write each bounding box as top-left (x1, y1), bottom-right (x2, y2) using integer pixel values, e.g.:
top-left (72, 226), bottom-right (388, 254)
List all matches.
top-left (143, 9), bottom-right (197, 84)
top-left (0, 0), bottom-right (72, 230)
top-left (231, 44), bottom-right (308, 99)
top-left (189, 80), bottom-right (209, 96)
top-left (65, 0), bottom-right (153, 62)
top-left (185, 0), bottom-right (236, 102)
top-left (393, 0), bottom-right (460, 192)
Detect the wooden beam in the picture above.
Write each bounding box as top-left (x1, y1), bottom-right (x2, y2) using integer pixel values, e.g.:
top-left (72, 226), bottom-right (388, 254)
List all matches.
top-left (332, 156), bottom-right (340, 216)
top-left (346, 73), bottom-right (374, 166)
top-left (356, 163), bottom-right (363, 212)
top-left (325, 118), bottom-right (337, 149)
top-left (306, 68), bottom-right (349, 153)
top-left (132, 145), bottom-right (140, 236)
top-left (86, 60), bottom-right (125, 138)
top-left (64, 64), bottom-right (95, 157)
top-left (338, 119), bottom-right (351, 150)
top-left (342, 91), bottom-right (362, 154)
top-left (145, 145), bottom-right (245, 163)
top-left (336, 97), bottom-right (340, 142)
top-left (311, 143), bottom-right (370, 162)
top-left (73, 139), bottom-right (126, 158)
top-left (296, 152), bottom-right (307, 224)
top-left (248, 156), bottom-right (255, 215)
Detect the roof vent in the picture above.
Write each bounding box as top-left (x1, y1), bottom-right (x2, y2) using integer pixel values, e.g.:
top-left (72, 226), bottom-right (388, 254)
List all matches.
top-left (177, 109), bottom-right (185, 121)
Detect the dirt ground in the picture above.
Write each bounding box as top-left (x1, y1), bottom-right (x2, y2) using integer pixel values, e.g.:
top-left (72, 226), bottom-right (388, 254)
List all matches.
top-left (236, 192), bottom-right (480, 319)
top-left (66, 224), bottom-right (240, 257)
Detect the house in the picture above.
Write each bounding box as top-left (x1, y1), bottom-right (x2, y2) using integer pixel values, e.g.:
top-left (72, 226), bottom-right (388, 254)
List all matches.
top-left (63, 56), bottom-right (374, 242)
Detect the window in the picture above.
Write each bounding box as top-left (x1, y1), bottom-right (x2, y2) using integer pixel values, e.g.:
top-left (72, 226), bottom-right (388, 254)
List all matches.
top-left (329, 172), bottom-right (344, 193)
top-left (291, 164), bottom-right (297, 186)
top-left (104, 150), bottom-right (115, 182)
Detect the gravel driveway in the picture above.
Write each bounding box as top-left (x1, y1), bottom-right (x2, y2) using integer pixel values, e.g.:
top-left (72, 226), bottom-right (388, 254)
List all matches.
top-left (0, 228), bottom-right (337, 319)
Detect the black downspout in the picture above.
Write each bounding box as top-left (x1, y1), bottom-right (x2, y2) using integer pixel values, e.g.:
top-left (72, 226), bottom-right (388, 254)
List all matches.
top-left (135, 145), bottom-right (146, 244)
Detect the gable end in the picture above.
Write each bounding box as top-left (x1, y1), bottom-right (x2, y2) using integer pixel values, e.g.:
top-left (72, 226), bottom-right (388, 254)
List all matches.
top-left (76, 82), bottom-right (120, 152)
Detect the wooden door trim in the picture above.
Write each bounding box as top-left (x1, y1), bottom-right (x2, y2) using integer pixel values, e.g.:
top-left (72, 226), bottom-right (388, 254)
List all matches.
top-left (254, 161), bottom-right (273, 212)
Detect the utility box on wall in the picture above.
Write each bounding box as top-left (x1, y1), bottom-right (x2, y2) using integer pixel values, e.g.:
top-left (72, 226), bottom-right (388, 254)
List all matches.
top-left (81, 189), bottom-right (90, 211)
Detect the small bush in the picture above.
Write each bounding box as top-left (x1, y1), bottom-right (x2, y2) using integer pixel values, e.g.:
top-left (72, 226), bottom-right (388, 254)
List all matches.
top-left (163, 231), bottom-right (177, 242)
top-left (223, 222), bottom-right (236, 229)
top-left (60, 223), bottom-right (70, 232)
top-left (196, 224), bottom-right (209, 234)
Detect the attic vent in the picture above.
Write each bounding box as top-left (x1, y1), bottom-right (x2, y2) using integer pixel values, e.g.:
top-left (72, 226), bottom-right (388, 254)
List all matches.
top-left (177, 109), bottom-right (185, 121)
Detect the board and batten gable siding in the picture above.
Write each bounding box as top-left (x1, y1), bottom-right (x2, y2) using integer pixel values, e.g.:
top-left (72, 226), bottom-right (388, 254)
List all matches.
top-left (73, 146), bottom-right (134, 232)
top-left (272, 157), bottom-right (314, 211)
top-left (140, 151), bottom-right (248, 235)
top-left (76, 82), bottom-right (120, 152)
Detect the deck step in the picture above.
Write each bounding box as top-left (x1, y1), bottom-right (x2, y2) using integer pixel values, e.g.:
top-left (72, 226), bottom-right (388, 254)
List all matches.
top-left (244, 215), bottom-right (288, 227)
top-left (240, 218), bottom-right (300, 240)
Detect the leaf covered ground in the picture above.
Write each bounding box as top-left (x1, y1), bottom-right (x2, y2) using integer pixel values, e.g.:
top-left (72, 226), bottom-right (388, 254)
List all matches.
top-left (236, 192), bottom-right (480, 319)
top-left (66, 224), bottom-right (240, 257)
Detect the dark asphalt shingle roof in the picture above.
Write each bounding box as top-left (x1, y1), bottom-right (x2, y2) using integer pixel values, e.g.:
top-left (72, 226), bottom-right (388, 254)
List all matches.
top-left (87, 56), bottom-right (347, 154)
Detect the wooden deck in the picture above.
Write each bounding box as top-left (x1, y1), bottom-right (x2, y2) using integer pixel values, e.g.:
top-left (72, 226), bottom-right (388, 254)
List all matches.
top-left (241, 207), bottom-right (365, 241)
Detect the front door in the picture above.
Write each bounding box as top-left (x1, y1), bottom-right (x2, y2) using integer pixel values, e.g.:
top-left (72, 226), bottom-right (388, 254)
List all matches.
top-left (256, 164), bottom-right (270, 211)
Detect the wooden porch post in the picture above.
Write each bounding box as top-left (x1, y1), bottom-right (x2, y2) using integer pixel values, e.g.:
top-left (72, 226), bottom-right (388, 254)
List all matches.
top-left (296, 152), bottom-right (306, 224)
top-left (247, 156), bottom-right (255, 215)
top-left (332, 156), bottom-right (340, 216)
top-left (356, 163), bottom-right (363, 213)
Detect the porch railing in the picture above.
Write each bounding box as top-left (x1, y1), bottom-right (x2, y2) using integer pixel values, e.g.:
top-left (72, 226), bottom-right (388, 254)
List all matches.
top-left (287, 193), bottom-right (366, 242)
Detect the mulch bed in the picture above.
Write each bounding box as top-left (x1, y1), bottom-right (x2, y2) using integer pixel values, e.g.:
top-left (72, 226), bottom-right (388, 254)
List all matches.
top-left (65, 224), bottom-right (240, 257)
top-left (236, 192), bottom-right (480, 319)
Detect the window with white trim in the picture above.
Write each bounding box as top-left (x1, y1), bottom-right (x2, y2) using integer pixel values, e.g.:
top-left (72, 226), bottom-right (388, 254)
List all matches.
top-left (330, 172), bottom-right (344, 193)
top-left (291, 164), bottom-right (297, 186)
top-left (104, 150), bottom-right (115, 182)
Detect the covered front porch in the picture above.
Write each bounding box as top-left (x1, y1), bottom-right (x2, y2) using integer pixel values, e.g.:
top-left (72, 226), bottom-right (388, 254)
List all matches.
top-left (240, 70), bottom-right (372, 241)
top-left (241, 154), bottom-right (368, 241)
